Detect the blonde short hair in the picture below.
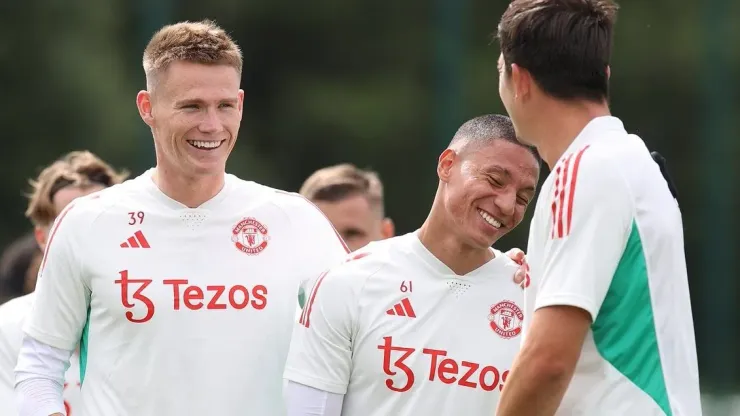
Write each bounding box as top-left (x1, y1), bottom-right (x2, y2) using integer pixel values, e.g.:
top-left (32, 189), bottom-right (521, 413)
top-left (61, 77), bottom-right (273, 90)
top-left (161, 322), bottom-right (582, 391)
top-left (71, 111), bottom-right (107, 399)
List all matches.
top-left (25, 151), bottom-right (128, 227)
top-left (300, 164), bottom-right (385, 215)
top-left (143, 19), bottom-right (242, 89)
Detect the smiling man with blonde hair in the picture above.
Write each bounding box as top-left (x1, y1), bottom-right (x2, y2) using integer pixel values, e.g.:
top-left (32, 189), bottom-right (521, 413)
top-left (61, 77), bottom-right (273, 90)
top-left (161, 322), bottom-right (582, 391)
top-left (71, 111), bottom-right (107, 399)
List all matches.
top-left (15, 20), bottom-right (349, 416)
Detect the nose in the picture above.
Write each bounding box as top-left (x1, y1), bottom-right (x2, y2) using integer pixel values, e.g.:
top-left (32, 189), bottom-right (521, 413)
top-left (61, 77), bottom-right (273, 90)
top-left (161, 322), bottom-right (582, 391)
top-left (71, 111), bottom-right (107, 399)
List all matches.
top-left (493, 190), bottom-right (517, 217)
top-left (198, 108), bottom-right (223, 134)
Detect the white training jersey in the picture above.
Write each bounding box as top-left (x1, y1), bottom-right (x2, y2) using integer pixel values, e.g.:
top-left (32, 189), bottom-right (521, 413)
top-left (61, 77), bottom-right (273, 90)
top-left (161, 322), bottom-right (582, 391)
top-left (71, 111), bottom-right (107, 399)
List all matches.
top-left (285, 232), bottom-right (524, 415)
top-left (525, 116), bottom-right (701, 415)
top-left (24, 168), bottom-right (349, 416)
top-left (0, 293), bottom-right (81, 415)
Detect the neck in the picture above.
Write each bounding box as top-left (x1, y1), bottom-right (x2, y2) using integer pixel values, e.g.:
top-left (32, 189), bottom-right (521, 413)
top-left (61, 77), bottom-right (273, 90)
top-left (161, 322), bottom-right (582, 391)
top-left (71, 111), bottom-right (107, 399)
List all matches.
top-left (417, 202), bottom-right (494, 275)
top-left (531, 100), bottom-right (611, 169)
top-left (152, 166), bottom-right (225, 208)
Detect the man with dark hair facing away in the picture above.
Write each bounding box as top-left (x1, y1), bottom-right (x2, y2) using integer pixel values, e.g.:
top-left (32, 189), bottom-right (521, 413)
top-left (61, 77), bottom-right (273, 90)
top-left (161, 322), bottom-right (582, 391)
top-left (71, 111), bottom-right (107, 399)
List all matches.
top-left (494, 1), bottom-right (701, 415)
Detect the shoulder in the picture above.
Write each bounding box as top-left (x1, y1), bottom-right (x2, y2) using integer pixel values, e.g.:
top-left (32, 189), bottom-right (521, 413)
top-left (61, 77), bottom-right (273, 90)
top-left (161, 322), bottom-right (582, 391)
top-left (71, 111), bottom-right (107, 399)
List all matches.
top-left (552, 143), bottom-right (633, 202)
top-left (56, 185), bottom-right (127, 227)
top-left (224, 174), bottom-right (277, 201)
top-left (232, 180), bottom-right (325, 221)
top-left (270, 189), bottom-right (323, 216)
top-left (320, 236), bottom-right (411, 288)
top-left (490, 249), bottom-right (521, 273)
top-left (45, 180), bottom-right (148, 251)
top-left (271, 188), bottom-right (345, 237)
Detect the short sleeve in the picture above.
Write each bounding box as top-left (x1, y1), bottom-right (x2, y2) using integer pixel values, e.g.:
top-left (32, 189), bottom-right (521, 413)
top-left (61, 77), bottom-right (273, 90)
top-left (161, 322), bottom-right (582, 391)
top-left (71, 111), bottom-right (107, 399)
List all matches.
top-left (24, 203), bottom-right (91, 351)
top-left (534, 153), bottom-right (633, 322)
top-left (284, 267), bottom-right (359, 395)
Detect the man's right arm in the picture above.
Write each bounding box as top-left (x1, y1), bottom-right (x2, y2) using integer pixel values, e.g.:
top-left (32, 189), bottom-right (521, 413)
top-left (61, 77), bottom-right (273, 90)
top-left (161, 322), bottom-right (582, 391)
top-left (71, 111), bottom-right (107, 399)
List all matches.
top-left (284, 381), bottom-right (344, 416)
top-left (15, 202), bottom-right (91, 416)
top-left (15, 337), bottom-right (72, 416)
top-left (284, 265), bottom-right (361, 415)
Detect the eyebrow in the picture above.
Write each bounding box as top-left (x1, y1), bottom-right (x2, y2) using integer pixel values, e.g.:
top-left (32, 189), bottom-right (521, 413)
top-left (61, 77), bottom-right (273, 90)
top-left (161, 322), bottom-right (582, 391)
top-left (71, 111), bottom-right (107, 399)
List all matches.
top-left (341, 228), bottom-right (366, 237)
top-left (485, 166), bottom-right (537, 193)
top-left (174, 97), bottom-right (238, 107)
top-left (484, 166), bottom-right (511, 178)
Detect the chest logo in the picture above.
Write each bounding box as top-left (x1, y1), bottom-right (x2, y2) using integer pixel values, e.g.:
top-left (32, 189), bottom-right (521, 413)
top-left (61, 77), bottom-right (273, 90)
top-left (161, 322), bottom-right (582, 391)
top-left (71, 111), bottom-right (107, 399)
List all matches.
top-left (488, 300), bottom-right (523, 339)
top-left (232, 217), bottom-right (270, 255)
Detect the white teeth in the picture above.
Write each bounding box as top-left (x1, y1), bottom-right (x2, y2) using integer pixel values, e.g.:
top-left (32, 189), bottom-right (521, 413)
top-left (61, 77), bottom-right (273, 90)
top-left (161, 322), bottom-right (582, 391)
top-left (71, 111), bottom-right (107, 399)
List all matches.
top-left (478, 209), bottom-right (502, 229)
top-left (188, 140), bottom-right (222, 149)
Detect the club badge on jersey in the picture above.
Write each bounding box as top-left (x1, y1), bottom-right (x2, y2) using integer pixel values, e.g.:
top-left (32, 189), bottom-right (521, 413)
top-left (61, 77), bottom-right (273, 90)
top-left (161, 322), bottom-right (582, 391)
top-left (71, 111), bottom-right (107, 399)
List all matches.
top-left (231, 217), bottom-right (270, 255)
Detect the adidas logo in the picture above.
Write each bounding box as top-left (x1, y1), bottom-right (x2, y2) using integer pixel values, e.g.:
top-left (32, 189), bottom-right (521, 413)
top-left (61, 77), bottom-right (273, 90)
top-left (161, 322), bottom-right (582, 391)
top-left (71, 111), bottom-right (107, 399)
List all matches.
top-left (386, 297), bottom-right (416, 318)
top-left (120, 230), bottom-right (150, 248)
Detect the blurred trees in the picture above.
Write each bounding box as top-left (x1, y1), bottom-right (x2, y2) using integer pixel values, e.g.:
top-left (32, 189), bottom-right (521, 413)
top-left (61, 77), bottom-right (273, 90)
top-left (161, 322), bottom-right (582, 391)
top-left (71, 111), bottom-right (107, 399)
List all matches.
top-left (0, 0), bottom-right (737, 390)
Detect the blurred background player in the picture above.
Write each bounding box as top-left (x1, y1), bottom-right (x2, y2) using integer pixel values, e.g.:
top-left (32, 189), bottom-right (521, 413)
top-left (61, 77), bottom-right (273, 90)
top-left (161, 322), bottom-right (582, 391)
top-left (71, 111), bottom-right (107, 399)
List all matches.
top-left (284, 114), bottom-right (540, 416)
top-left (495, 1), bottom-right (701, 415)
top-left (0, 233), bottom-right (41, 305)
top-left (300, 164), bottom-right (394, 252)
top-left (14, 20), bottom-right (349, 416)
top-left (296, 164), bottom-right (395, 307)
top-left (0, 150), bottom-right (127, 415)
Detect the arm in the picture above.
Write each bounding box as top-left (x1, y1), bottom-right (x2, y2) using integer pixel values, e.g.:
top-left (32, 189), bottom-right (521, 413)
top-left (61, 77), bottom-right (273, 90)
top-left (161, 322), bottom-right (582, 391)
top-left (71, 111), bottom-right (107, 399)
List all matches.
top-left (15, 336), bottom-right (73, 416)
top-left (15, 203), bottom-right (90, 415)
top-left (285, 381), bottom-right (344, 416)
top-left (496, 306), bottom-right (591, 415)
top-left (497, 155), bottom-right (632, 416)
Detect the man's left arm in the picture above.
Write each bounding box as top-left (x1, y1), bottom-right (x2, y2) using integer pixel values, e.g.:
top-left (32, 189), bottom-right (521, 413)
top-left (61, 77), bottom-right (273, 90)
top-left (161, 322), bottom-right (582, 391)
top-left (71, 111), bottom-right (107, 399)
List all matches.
top-left (497, 155), bottom-right (633, 415)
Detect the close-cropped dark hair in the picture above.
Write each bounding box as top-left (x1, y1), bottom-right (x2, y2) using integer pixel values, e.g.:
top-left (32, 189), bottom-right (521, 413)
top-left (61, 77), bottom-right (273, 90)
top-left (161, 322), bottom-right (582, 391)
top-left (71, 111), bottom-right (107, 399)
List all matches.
top-left (450, 114), bottom-right (541, 163)
top-left (497, 0), bottom-right (619, 102)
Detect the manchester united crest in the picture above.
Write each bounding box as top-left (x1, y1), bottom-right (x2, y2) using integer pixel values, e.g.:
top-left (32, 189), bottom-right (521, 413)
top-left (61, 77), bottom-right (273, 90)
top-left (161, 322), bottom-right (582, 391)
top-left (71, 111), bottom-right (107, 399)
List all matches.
top-left (232, 217), bottom-right (270, 255)
top-left (488, 300), bottom-right (523, 339)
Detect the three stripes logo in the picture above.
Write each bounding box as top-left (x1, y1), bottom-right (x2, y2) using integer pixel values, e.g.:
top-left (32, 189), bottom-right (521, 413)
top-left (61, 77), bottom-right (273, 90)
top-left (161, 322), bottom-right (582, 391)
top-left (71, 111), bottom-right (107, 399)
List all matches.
top-left (386, 297), bottom-right (416, 318)
top-left (550, 145), bottom-right (590, 240)
top-left (120, 230), bottom-right (151, 249)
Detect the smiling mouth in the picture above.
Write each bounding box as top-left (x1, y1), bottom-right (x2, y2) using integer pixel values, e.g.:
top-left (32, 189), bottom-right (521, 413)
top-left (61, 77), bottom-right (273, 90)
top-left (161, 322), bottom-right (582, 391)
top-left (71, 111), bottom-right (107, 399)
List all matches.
top-left (187, 140), bottom-right (225, 150)
top-left (478, 209), bottom-right (503, 229)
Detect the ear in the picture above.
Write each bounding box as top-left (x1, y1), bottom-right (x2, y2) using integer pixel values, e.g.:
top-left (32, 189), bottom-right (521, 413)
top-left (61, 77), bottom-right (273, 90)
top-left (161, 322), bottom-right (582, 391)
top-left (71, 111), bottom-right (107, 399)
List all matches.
top-left (437, 148), bottom-right (457, 183)
top-left (34, 226), bottom-right (48, 251)
top-left (136, 90), bottom-right (154, 127)
top-left (510, 63), bottom-right (532, 100)
top-left (606, 65), bottom-right (611, 80)
top-left (381, 218), bottom-right (395, 239)
top-left (237, 89), bottom-right (245, 119)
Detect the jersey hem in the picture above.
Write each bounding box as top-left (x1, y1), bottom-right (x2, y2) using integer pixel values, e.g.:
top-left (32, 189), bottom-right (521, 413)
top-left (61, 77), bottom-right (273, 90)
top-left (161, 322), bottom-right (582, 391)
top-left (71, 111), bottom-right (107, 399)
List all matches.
top-left (283, 368), bottom-right (348, 395)
top-left (23, 326), bottom-right (76, 352)
top-left (535, 294), bottom-right (597, 322)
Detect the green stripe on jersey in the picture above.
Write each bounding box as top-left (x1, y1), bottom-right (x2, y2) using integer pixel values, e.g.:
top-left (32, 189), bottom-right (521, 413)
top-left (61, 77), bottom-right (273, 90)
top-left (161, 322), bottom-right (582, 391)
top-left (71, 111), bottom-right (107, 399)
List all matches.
top-left (592, 220), bottom-right (671, 415)
top-left (79, 305), bottom-right (91, 384)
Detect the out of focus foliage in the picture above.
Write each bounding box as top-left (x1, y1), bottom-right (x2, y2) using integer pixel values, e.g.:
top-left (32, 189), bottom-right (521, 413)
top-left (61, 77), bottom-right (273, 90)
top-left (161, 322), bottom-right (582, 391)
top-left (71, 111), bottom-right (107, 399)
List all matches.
top-left (0, 0), bottom-right (738, 391)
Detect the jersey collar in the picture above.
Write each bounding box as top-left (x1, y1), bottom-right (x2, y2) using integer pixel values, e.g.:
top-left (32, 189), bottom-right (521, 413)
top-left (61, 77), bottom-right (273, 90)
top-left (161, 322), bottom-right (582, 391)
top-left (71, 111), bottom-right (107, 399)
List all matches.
top-left (408, 231), bottom-right (510, 280)
top-left (557, 116), bottom-right (626, 165)
top-left (138, 168), bottom-right (235, 211)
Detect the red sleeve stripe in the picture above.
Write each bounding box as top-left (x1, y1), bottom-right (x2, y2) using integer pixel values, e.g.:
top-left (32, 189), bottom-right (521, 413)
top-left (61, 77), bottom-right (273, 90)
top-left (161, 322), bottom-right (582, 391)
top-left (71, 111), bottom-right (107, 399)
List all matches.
top-left (556, 154), bottom-right (574, 238)
top-left (566, 146), bottom-right (590, 236)
top-left (276, 190), bottom-right (350, 254)
top-left (299, 271), bottom-right (330, 328)
top-left (550, 145), bottom-right (590, 239)
top-left (550, 165), bottom-right (561, 239)
top-left (38, 201), bottom-right (77, 273)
